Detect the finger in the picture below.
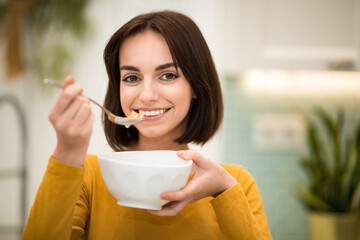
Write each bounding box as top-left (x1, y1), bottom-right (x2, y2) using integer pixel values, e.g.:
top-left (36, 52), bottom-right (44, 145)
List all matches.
top-left (147, 200), bottom-right (188, 216)
top-left (55, 76), bottom-right (76, 114)
top-left (81, 110), bottom-right (95, 132)
top-left (161, 180), bottom-right (198, 201)
top-left (63, 75), bottom-right (75, 87)
top-left (62, 83), bottom-right (84, 105)
top-left (177, 149), bottom-right (213, 170)
top-left (72, 101), bottom-right (94, 126)
top-left (68, 109), bottom-right (94, 141)
top-left (53, 84), bottom-right (83, 117)
top-left (60, 96), bottom-right (87, 121)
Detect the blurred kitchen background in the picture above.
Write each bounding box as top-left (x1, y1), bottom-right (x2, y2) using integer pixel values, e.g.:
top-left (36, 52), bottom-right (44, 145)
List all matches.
top-left (0, 0), bottom-right (359, 239)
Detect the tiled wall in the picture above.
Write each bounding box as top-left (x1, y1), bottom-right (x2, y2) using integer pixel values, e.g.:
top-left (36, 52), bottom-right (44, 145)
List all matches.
top-left (222, 74), bottom-right (360, 240)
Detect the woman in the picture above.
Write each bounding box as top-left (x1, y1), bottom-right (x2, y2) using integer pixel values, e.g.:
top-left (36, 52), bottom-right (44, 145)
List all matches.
top-left (22, 11), bottom-right (272, 239)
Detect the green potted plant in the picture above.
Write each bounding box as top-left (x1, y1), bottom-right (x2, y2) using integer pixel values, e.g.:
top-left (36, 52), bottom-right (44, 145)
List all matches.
top-left (297, 107), bottom-right (360, 240)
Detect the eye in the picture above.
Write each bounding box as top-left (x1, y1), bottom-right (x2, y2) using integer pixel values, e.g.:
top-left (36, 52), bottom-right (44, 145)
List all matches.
top-left (122, 75), bottom-right (141, 83)
top-left (160, 72), bottom-right (179, 81)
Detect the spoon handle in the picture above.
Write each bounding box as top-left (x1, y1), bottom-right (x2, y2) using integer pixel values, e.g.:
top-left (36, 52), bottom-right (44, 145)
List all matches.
top-left (43, 79), bottom-right (63, 89)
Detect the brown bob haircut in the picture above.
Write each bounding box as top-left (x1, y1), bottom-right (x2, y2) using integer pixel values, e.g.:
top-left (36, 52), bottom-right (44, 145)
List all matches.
top-left (103, 10), bottom-right (223, 151)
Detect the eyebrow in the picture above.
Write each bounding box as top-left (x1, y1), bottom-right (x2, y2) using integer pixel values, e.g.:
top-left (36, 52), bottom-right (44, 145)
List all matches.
top-left (119, 62), bottom-right (176, 72)
top-left (119, 65), bottom-right (140, 71)
top-left (155, 62), bottom-right (176, 71)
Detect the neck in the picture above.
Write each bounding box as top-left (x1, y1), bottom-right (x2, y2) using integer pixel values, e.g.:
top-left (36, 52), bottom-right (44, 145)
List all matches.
top-left (127, 135), bottom-right (189, 151)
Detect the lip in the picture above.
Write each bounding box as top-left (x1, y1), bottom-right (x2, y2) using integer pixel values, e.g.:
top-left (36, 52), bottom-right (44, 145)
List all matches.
top-left (133, 107), bottom-right (171, 121)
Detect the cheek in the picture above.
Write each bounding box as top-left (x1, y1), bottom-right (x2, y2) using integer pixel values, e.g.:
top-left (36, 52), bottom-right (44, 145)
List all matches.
top-left (120, 87), bottom-right (134, 114)
top-left (173, 87), bottom-right (193, 114)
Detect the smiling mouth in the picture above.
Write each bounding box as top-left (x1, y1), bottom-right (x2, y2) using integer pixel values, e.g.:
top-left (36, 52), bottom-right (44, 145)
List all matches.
top-left (136, 108), bottom-right (171, 117)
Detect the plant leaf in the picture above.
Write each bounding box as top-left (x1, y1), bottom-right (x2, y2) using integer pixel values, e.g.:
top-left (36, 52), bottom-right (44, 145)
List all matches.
top-left (297, 185), bottom-right (333, 211)
top-left (350, 182), bottom-right (360, 213)
top-left (313, 107), bottom-right (334, 143)
top-left (297, 107), bottom-right (360, 213)
top-left (315, 108), bottom-right (343, 175)
top-left (340, 139), bottom-right (357, 211)
top-left (306, 117), bottom-right (325, 169)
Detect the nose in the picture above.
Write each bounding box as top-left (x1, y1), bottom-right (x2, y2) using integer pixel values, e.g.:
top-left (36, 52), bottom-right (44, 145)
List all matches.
top-left (138, 79), bottom-right (159, 103)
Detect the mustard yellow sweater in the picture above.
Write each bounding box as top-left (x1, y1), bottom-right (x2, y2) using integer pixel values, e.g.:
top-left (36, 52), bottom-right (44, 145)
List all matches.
top-left (22, 155), bottom-right (272, 240)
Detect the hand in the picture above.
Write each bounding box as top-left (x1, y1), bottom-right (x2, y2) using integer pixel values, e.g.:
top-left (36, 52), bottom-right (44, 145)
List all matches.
top-left (49, 76), bottom-right (94, 166)
top-left (147, 149), bottom-right (238, 216)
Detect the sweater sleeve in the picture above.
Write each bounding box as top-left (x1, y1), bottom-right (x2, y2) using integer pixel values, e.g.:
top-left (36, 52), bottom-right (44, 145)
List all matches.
top-left (210, 165), bottom-right (272, 240)
top-left (22, 157), bottom-right (86, 240)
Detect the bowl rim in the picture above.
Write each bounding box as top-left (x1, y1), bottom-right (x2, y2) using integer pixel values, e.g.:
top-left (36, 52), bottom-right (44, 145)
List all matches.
top-left (98, 150), bottom-right (193, 169)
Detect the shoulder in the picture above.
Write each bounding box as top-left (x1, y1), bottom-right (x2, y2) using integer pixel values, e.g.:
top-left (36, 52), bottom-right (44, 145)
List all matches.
top-left (84, 154), bottom-right (98, 168)
top-left (84, 154), bottom-right (98, 164)
top-left (221, 164), bottom-right (249, 179)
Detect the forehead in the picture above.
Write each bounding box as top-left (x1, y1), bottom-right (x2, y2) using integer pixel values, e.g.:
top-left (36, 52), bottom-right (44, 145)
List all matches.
top-left (118, 30), bottom-right (173, 67)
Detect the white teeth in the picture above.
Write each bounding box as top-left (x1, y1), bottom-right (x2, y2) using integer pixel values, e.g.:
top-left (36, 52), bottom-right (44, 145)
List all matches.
top-left (139, 109), bottom-right (168, 116)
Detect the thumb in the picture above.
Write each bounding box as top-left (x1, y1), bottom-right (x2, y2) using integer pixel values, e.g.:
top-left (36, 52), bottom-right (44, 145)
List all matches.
top-left (63, 76), bottom-right (75, 88)
top-left (177, 150), bottom-right (209, 169)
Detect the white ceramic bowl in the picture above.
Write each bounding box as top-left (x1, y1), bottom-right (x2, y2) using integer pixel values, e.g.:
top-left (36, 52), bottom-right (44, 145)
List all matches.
top-left (98, 151), bottom-right (193, 210)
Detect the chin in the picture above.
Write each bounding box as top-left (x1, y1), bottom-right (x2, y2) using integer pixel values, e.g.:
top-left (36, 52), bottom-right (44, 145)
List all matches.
top-left (138, 126), bottom-right (183, 140)
top-left (137, 127), bottom-right (167, 138)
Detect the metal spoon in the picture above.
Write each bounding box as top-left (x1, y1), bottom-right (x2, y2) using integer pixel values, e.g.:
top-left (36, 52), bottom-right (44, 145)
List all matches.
top-left (43, 79), bottom-right (144, 128)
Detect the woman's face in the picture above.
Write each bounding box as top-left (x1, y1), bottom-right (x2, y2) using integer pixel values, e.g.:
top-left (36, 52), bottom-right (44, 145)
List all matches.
top-left (119, 30), bottom-right (193, 140)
